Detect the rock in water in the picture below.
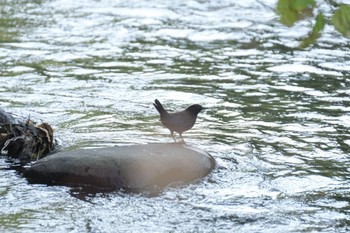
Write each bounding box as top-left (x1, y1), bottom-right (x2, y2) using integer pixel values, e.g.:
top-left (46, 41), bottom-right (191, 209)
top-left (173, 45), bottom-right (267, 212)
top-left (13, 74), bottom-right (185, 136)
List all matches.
top-left (0, 109), bottom-right (18, 124)
top-left (24, 143), bottom-right (215, 192)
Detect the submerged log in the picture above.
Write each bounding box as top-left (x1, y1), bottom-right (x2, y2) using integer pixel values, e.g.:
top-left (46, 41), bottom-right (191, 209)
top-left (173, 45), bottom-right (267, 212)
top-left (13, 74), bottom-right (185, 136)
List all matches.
top-left (24, 143), bottom-right (216, 191)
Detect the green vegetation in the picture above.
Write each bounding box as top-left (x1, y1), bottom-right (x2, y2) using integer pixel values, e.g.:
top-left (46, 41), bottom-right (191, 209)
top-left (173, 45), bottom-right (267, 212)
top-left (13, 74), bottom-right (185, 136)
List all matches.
top-left (331, 4), bottom-right (350, 38)
top-left (275, 0), bottom-right (350, 48)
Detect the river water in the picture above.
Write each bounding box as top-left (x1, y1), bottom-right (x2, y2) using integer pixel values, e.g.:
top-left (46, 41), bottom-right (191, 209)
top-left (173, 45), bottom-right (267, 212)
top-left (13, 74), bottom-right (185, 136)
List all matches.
top-left (1, 0), bottom-right (350, 232)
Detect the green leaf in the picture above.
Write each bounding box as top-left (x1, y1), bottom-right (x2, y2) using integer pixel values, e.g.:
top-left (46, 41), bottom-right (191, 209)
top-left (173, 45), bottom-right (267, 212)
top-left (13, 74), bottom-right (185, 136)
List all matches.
top-left (331, 4), bottom-right (350, 38)
top-left (276, 0), bottom-right (316, 27)
top-left (300, 13), bottom-right (326, 48)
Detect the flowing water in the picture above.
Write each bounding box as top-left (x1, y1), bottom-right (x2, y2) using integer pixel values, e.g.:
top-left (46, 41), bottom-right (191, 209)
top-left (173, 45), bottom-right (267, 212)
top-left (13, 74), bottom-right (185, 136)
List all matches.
top-left (1, 0), bottom-right (350, 232)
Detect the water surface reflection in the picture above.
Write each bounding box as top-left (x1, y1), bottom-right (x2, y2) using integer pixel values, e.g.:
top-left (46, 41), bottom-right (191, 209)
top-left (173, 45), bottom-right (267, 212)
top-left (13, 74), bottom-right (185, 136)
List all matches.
top-left (1, 0), bottom-right (350, 232)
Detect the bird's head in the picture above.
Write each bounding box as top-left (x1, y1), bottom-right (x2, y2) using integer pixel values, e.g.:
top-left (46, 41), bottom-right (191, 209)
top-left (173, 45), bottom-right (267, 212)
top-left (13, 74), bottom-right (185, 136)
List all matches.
top-left (185, 104), bottom-right (206, 115)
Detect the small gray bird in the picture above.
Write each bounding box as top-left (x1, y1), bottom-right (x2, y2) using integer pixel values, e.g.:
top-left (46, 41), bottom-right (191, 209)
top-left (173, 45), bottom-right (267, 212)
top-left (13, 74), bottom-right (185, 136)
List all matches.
top-left (153, 99), bottom-right (205, 142)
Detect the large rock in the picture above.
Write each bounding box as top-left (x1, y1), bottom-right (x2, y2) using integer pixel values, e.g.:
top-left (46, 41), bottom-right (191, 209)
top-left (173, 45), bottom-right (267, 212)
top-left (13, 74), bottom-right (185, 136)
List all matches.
top-left (24, 143), bottom-right (215, 192)
top-left (0, 108), bottom-right (18, 124)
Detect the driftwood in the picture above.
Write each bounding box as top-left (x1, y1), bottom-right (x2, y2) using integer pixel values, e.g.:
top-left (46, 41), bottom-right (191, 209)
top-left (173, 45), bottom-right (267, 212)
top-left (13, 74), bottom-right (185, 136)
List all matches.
top-left (0, 109), bottom-right (54, 162)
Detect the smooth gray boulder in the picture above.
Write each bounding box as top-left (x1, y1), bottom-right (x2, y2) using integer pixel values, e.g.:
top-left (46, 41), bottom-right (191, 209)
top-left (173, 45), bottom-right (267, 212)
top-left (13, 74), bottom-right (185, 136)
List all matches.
top-left (24, 143), bottom-right (215, 192)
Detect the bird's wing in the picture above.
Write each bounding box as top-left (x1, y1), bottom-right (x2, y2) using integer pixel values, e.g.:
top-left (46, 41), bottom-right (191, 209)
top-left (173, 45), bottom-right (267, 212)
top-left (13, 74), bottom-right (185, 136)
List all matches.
top-left (162, 111), bottom-right (196, 132)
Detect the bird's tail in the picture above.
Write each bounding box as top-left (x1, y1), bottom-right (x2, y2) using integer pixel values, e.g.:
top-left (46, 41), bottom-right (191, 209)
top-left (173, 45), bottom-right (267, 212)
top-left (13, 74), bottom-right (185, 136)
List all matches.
top-left (153, 99), bottom-right (167, 115)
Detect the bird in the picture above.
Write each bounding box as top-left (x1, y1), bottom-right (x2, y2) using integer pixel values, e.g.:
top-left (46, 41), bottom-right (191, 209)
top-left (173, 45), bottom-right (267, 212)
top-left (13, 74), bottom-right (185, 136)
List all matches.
top-left (153, 99), bottom-right (206, 143)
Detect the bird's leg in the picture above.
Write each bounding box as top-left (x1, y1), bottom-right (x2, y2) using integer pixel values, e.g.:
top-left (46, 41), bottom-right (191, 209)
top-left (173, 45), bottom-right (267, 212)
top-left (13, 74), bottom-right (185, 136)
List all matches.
top-left (179, 133), bottom-right (185, 144)
top-left (170, 131), bottom-right (176, 142)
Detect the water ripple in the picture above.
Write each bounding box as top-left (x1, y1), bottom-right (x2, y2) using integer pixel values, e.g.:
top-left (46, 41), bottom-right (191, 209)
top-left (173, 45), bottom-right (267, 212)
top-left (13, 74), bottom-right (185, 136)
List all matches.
top-left (1, 0), bottom-right (350, 232)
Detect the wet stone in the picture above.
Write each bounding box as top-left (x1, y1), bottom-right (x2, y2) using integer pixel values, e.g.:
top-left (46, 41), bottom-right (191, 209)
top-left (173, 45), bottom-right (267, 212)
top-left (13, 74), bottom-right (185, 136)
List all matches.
top-left (0, 109), bottom-right (18, 124)
top-left (24, 143), bottom-right (216, 192)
